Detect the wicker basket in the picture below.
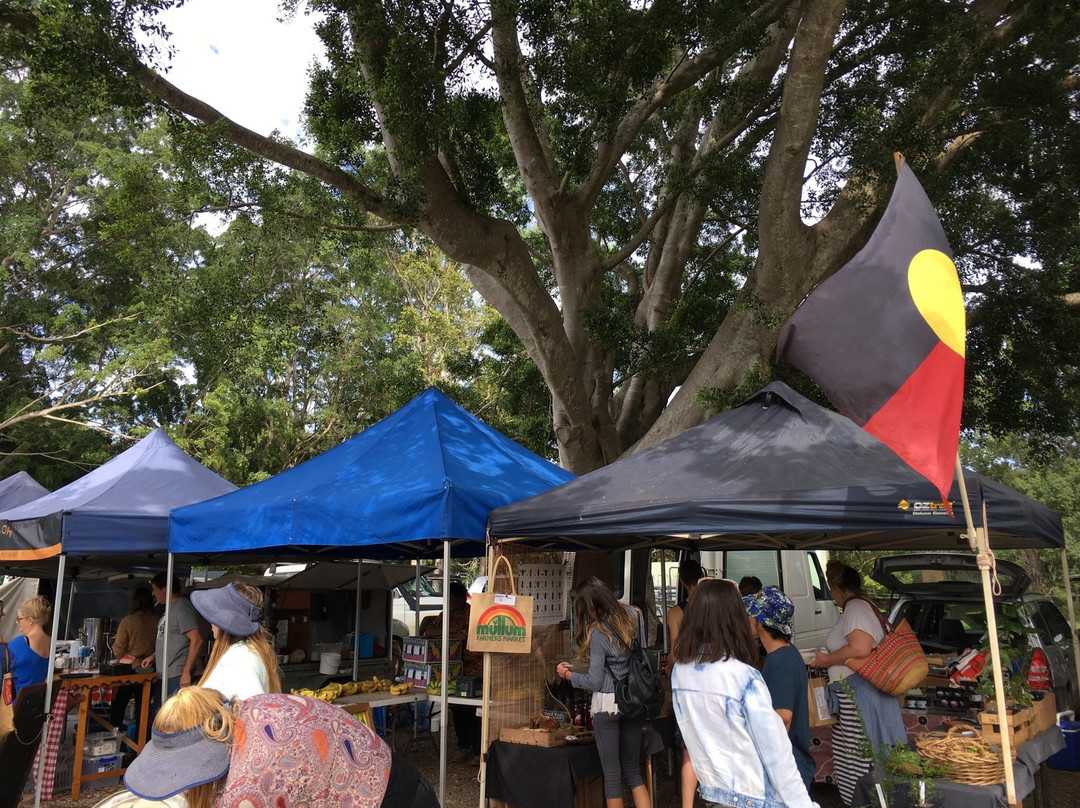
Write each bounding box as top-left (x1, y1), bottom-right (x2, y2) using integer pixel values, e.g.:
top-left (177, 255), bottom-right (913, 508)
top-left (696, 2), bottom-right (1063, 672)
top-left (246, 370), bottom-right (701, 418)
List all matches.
top-left (915, 725), bottom-right (1016, 787)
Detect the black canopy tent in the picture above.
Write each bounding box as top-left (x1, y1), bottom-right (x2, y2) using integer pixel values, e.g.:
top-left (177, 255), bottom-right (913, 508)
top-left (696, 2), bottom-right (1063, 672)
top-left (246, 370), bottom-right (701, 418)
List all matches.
top-left (488, 382), bottom-right (1063, 553)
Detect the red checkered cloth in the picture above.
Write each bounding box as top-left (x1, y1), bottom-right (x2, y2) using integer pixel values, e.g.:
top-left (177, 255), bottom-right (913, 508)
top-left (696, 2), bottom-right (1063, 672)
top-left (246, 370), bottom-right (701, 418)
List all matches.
top-left (30, 687), bottom-right (69, 801)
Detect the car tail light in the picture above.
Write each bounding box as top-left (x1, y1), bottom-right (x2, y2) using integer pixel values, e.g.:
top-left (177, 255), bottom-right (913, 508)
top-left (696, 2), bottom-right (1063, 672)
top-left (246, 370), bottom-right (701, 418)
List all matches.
top-left (1027, 648), bottom-right (1053, 691)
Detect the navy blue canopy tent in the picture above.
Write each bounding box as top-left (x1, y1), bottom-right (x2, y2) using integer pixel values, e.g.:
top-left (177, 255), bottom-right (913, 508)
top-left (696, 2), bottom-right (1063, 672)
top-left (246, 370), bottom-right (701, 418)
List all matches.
top-left (0, 429), bottom-right (237, 565)
top-left (0, 472), bottom-right (48, 512)
top-left (169, 387), bottom-right (575, 561)
top-left (489, 382), bottom-right (1063, 552)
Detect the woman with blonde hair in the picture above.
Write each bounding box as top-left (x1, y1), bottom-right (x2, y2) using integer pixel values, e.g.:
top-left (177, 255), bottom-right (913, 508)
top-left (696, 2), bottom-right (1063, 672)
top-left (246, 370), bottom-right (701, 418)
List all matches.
top-left (555, 577), bottom-right (651, 808)
top-left (124, 687), bottom-right (438, 808)
top-left (9, 595), bottom-right (51, 698)
top-left (190, 583), bottom-right (280, 701)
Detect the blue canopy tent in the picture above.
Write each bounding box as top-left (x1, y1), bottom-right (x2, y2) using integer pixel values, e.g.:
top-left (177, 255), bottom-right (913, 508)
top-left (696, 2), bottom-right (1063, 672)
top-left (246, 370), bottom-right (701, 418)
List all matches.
top-left (168, 388), bottom-right (574, 801)
top-left (0, 430), bottom-right (237, 808)
top-left (0, 471), bottom-right (48, 512)
top-left (169, 387), bottom-right (574, 560)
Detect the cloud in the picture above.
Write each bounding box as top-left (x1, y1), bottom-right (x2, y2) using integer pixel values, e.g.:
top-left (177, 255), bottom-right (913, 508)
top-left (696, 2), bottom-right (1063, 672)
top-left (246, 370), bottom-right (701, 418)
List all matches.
top-left (154, 0), bottom-right (323, 140)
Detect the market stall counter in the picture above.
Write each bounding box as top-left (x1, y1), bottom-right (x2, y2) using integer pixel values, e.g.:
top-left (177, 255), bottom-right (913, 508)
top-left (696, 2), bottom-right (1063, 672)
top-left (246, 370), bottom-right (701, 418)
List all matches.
top-left (61, 670), bottom-right (157, 800)
top-left (851, 726), bottom-right (1065, 808)
top-left (485, 718), bottom-right (671, 808)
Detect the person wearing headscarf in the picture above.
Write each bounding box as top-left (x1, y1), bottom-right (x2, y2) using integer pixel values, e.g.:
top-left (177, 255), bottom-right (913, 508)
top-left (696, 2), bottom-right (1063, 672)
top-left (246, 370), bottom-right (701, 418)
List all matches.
top-left (672, 579), bottom-right (815, 808)
top-left (123, 687), bottom-right (438, 808)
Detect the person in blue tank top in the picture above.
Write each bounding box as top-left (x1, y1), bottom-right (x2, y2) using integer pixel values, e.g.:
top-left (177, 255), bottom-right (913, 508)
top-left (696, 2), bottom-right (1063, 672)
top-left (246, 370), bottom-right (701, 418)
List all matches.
top-left (746, 587), bottom-right (816, 789)
top-left (9, 595), bottom-right (52, 697)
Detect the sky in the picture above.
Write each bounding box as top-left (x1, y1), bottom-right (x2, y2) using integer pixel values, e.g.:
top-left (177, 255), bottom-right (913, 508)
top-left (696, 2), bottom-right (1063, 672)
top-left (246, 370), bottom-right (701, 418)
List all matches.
top-left (154, 0), bottom-right (323, 141)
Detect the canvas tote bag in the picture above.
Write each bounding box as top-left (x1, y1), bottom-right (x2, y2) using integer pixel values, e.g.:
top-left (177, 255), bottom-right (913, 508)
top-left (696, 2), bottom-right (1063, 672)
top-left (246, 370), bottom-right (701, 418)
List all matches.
top-left (467, 556), bottom-right (534, 654)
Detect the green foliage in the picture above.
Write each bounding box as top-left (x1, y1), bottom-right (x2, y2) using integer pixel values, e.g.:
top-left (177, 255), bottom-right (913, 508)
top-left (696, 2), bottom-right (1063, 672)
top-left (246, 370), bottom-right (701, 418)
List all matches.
top-left (974, 601), bottom-right (1035, 709)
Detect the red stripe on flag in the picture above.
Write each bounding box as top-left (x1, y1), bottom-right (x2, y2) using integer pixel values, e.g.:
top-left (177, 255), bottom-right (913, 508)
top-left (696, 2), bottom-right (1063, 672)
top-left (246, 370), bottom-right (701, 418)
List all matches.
top-left (863, 340), bottom-right (964, 508)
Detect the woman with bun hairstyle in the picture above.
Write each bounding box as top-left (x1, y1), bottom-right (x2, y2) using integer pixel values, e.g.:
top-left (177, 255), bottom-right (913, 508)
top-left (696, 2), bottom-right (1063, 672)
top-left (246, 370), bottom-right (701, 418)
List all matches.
top-left (809, 561), bottom-right (904, 806)
top-left (671, 579), bottom-right (814, 808)
top-left (124, 687), bottom-right (439, 808)
top-left (555, 577), bottom-right (651, 808)
top-left (190, 583), bottom-right (280, 701)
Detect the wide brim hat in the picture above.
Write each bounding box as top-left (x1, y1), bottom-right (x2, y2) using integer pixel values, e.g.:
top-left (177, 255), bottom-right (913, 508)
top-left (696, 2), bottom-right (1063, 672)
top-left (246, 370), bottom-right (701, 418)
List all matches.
top-left (123, 725), bottom-right (231, 800)
top-left (190, 583), bottom-right (262, 637)
top-left (745, 586), bottom-right (794, 637)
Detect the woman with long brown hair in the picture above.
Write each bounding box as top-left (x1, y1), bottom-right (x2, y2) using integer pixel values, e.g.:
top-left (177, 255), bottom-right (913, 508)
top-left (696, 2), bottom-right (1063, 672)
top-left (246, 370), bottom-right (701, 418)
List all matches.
top-left (671, 579), bottom-right (814, 808)
top-left (190, 583), bottom-right (280, 701)
top-left (555, 577), bottom-right (651, 808)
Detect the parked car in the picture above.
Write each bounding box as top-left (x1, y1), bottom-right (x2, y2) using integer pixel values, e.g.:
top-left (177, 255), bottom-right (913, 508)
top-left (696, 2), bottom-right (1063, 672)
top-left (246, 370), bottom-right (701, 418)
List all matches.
top-left (392, 575), bottom-right (445, 635)
top-left (871, 553), bottom-right (1079, 711)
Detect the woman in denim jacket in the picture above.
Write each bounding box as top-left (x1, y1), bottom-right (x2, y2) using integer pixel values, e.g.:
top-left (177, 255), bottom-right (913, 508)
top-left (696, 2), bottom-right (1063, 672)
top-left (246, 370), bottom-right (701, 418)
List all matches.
top-left (672, 579), bottom-right (816, 808)
top-left (556, 577), bottom-right (651, 808)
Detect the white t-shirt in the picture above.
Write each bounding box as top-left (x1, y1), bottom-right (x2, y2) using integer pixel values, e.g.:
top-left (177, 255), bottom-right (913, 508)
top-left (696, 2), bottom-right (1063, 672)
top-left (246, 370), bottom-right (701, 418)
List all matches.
top-left (825, 597), bottom-right (886, 682)
top-left (201, 642), bottom-right (270, 702)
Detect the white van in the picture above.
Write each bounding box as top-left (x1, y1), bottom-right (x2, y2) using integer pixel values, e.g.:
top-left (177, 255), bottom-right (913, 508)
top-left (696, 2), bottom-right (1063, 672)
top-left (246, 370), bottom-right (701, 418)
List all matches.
top-left (698, 550), bottom-right (839, 650)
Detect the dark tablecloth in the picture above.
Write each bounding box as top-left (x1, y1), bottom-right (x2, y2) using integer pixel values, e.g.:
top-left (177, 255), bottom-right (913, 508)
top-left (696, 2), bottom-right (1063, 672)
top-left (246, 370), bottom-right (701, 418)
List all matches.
top-left (486, 717), bottom-right (673, 808)
top-left (852, 727), bottom-right (1065, 808)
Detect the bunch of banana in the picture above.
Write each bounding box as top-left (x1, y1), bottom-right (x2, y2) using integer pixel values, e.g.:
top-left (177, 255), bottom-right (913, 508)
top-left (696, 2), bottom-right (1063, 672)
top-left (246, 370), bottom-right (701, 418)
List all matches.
top-left (389, 682), bottom-right (412, 696)
top-left (425, 678), bottom-right (456, 695)
top-left (290, 687), bottom-right (318, 698)
top-left (341, 681), bottom-right (360, 696)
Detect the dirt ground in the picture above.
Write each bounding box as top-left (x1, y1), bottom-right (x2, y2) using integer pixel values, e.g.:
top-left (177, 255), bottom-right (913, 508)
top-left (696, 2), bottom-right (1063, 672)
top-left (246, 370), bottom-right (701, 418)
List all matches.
top-left (35, 731), bottom-right (1080, 808)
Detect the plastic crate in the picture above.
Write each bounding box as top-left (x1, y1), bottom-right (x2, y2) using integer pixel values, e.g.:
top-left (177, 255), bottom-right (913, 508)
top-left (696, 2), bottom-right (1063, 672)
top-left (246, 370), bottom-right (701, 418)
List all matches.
top-left (83, 730), bottom-right (121, 757)
top-left (80, 752), bottom-right (121, 790)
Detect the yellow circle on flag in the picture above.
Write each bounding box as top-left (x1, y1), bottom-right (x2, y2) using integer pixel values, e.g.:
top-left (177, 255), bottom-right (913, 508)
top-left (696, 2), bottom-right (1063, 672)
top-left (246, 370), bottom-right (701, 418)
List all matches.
top-left (908, 249), bottom-right (965, 357)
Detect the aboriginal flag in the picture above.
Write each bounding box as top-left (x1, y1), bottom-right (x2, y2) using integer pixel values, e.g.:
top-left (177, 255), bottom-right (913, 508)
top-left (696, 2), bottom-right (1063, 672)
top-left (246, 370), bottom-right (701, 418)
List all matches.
top-left (776, 158), bottom-right (965, 510)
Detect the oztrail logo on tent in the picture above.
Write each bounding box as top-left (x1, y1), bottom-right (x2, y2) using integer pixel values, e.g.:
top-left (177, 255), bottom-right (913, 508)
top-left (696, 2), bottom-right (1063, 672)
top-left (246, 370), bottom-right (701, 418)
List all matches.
top-left (475, 605), bottom-right (527, 642)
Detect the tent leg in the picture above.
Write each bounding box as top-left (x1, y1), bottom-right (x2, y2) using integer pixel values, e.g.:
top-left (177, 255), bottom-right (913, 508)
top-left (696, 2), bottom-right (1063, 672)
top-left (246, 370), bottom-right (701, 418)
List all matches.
top-left (1062, 549), bottom-right (1080, 711)
top-left (34, 554), bottom-right (66, 808)
top-left (414, 560), bottom-right (421, 635)
top-left (440, 539), bottom-right (450, 806)
top-left (353, 560), bottom-right (362, 683)
top-left (161, 554), bottom-right (175, 704)
top-left (479, 542), bottom-right (495, 808)
top-left (63, 578), bottom-right (76, 641)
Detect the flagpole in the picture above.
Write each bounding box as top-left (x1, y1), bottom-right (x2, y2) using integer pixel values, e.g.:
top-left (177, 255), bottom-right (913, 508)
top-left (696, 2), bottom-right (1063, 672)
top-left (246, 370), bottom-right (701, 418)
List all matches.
top-left (955, 454), bottom-right (1017, 806)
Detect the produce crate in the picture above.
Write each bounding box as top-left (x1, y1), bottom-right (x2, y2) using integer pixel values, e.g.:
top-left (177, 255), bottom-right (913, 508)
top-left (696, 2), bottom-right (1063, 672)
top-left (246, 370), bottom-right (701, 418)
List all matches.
top-left (979, 706), bottom-right (1034, 749)
top-left (402, 636), bottom-right (463, 664)
top-left (499, 726), bottom-right (572, 747)
top-left (1032, 692), bottom-right (1057, 734)
top-left (403, 661), bottom-right (462, 688)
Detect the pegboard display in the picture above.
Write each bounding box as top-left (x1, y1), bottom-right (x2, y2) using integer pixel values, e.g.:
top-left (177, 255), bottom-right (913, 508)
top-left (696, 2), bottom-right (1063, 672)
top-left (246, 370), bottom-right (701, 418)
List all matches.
top-left (483, 548), bottom-right (573, 743)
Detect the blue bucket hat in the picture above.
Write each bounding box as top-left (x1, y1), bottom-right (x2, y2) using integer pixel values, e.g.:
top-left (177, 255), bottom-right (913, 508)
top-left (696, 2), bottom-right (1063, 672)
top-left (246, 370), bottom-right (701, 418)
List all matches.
top-left (123, 724), bottom-right (231, 800)
top-left (190, 583), bottom-right (262, 637)
top-left (745, 586), bottom-right (794, 637)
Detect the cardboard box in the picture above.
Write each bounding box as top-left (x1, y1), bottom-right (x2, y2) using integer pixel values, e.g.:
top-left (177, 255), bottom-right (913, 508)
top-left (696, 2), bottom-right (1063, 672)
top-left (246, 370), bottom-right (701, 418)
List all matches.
top-left (807, 672), bottom-right (837, 728)
top-left (402, 636), bottom-right (463, 664)
top-left (499, 726), bottom-right (572, 747)
top-left (404, 661), bottom-right (462, 688)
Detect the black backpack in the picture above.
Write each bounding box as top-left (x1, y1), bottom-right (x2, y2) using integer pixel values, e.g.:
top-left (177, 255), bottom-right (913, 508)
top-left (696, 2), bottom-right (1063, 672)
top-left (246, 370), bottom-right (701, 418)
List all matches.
top-left (604, 614), bottom-right (664, 720)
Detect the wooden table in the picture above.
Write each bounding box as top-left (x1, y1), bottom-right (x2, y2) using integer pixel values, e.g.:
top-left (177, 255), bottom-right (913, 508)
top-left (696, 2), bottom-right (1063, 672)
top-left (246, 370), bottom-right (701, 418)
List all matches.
top-left (60, 671), bottom-right (157, 800)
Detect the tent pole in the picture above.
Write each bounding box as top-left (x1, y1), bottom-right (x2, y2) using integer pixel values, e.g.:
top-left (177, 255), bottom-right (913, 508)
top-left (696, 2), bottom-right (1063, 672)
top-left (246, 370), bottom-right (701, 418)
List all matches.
top-left (414, 560), bottom-right (421, 635)
top-left (660, 553), bottom-right (669, 652)
top-left (34, 553), bottom-right (65, 808)
top-left (353, 560), bottom-right (362, 682)
top-left (478, 540), bottom-right (495, 808)
top-left (161, 554), bottom-right (175, 704)
top-left (439, 539), bottom-right (450, 806)
top-left (63, 577), bottom-right (76, 641)
top-left (955, 455), bottom-right (1017, 806)
top-left (1062, 549), bottom-right (1080, 709)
